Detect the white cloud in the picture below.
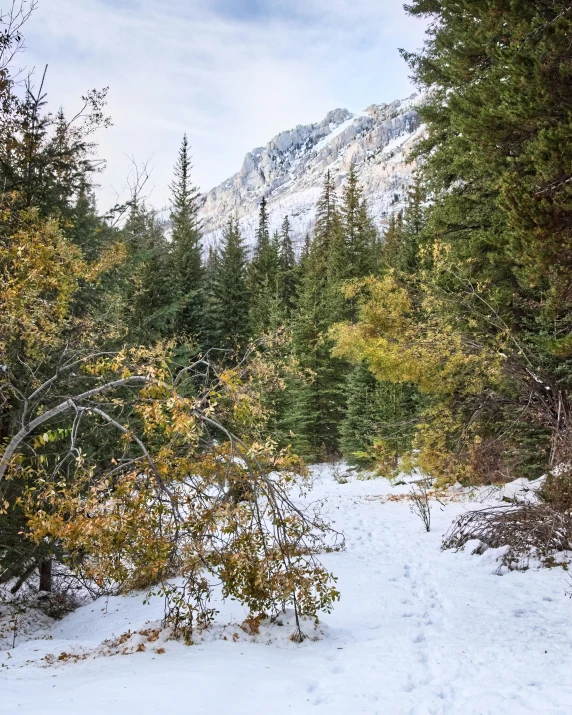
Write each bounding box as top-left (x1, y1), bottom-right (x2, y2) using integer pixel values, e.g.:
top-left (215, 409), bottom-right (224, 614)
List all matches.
top-left (23, 0), bottom-right (427, 209)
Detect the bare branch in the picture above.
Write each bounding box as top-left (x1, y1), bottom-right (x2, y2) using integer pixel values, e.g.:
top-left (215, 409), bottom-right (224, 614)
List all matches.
top-left (0, 375), bottom-right (153, 483)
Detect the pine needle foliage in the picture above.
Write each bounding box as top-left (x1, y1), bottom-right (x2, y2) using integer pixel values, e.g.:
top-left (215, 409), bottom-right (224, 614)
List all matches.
top-left (169, 134), bottom-right (204, 342)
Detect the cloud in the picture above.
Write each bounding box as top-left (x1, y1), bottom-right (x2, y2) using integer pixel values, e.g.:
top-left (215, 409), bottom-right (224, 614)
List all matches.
top-left (22, 0), bottom-right (427, 209)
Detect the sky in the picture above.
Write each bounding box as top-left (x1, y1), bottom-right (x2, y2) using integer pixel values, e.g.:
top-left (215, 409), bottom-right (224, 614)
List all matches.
top-left (21, 0), bottom-right (428, 209)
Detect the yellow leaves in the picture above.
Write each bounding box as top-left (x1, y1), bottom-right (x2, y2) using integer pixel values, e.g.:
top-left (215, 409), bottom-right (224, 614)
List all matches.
top-left (429, 239), bottom-right (452, 269)
top-left (330, 275), bottom-right (510, 482)
top-left (84, 241), bottom-right (127, 283)
top-left (332, 275), bottom-right (502, 398)
top-left (4, 335), bottom-right (339, 632)
top-left (219, 370), bottom-right (241, 387)
top-left (0, 210), bottom-right (104, 360)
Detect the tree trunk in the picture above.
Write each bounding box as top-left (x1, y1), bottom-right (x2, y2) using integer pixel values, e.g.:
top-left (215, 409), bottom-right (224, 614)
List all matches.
top-left (39, 558), bottom-right (52, 592)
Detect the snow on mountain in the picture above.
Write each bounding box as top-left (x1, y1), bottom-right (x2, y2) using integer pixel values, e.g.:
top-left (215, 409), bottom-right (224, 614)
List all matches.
top-left (199, 94), bottom-right (427, 253)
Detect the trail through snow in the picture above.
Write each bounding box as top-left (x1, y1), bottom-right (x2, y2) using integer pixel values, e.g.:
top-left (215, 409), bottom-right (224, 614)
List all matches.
top-left (2, 467), bottom-right (572, 714)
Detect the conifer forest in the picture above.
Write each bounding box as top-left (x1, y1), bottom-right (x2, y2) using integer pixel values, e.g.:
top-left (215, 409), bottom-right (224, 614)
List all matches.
top-left (2, 2), bottom-right (572, 713)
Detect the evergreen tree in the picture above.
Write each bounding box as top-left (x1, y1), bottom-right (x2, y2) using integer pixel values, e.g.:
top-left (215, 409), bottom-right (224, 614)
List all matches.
top-left (278, 215), bottom-right (297, 314)
top-left (312, 170), bottom-right (345, 279)
top-left (68, 189), bottom-right (112, 260)
top-left (336, 170), bottom-right (422, 468)
top-left (0, 80), bottom-right (110, 219)
top-left (338, 166), bottom-right (380, 322)
top-left (248, 197), bottom-right (280, 335)
top-left (301, 232), bottom-right (311, 261)
top-left (333, 1), bottom-right (572, 483)
top-left (202, 244), bottom-right (221, 351)
top-left (379, 211), bottom-right (404, 271)
top-left (340, 164), bottom-right (378, 280)
top-left (340, 362), bottom-right (420, 472)
top-left (170, 134), bottom-right (204, 341)
top-left (295, 232), bottom-right (312, 285)
top-left (123, 203), bottom-right (175, 344)
top-left (378, 176), bottom-right (425, 276)
top-left (67, 188), bottom-right (126, 331)
top-left (285, 173), bottom-right (347, 458)
top-left (212, 218), bottom-right (250, 356)
top-left (399, 0), bottom-right (572, 479)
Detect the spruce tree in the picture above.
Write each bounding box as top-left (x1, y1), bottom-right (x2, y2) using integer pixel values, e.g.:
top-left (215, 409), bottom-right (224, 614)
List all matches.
top-left (202, 245), bottom-right (221, 352)
top-left (286, 173), bottom-right (348, 458)
top-left (377, 175), bottom-right (425, 276)
top-left (123, 204), bottom-right (175, 344)
top-left (68, 189), bottom-right (126, 329)
top-left (395, 0), bottom-right (572, 479)
top-left (170, 134), bottom-right (204, 341)
top-left (340, 164), bottom-right (378, 280)
top-left (278, 215), bottom-right (297, 314)
top-left (379, 212), bottom-right (405, 270)
top-left (212, 218), bottom-right (250, 356)
top-left (340, 362), bottom-right (384, 467)
top-left (312, 170), bottom-right (346, 280)
top-left (339, 166), bottom-right (379, 323)
top-left (248, 196), bottom-right (280, 335)
top-left (341, 362), bottom-right (420, 472)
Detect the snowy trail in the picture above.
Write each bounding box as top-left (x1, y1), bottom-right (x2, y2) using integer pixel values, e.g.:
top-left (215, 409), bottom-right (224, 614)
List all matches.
top-left (3, 469), bottom-right (572, 714)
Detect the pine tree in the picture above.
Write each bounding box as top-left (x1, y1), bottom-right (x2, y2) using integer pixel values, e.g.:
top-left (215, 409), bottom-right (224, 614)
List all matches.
top-left (268, 229), bottom-right (287, 329)
top-left (285, 173), bottom-right (348, 458)
top-left (296, 232), bottom-right (312, 285)
top-left (379, 212), bottom-right (404, 270)
top-left (202, 245), bottom-right (221, 352)
top-left (212, 218), bottom-right (250, 356)
top-left (392, 0), bottom-right (572, 480)
top-left (278, 215), bottom-right (297, 314)
top-left (170, 134), bottom-right (204, 341)
top-left (340, 164), bottom-right (378, 280)
top-left (341, 362), bottom-right (420, 471)
top-left (340, 362), bottom-right (383, 466)
top-left (301, 232), bottom-right (311, 261)
top-left (339, 166), bottom-right (379, 322)
top-left (378, 175), bottom-right (425, 277)
top-left (67, 188), bottom-right (125, 330)
top-left (0, 81), bottom-right (110, 219)
top-left (398, 172), bottom-right (425, 275)
top-left (123, 204), bottom-right (175, 344)
top-left (248, 197), bottom-right (280, 335)
top-left (312, 170), bottom-right (345, 279)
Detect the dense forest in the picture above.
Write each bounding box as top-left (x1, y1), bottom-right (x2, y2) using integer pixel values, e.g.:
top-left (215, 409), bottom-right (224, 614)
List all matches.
top-left (1, 0), bottom-right (572, 638)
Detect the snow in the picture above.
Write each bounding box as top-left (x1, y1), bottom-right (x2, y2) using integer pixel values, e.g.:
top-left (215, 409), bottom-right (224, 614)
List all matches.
top-left (200, 95), bottom-right (427, 252)
top-left (3, 466), bottom-right (572, 714)
top-left (313, 115), bottom-right (357, 153)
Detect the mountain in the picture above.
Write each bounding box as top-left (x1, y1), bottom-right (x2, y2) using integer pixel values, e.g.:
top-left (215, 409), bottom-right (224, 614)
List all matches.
top-left (199, 93), bottom-right (426, 251)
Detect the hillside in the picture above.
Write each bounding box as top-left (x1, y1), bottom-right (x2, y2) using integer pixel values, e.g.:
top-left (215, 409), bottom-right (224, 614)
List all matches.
top-left (199, 94), bottom-right (426, 251)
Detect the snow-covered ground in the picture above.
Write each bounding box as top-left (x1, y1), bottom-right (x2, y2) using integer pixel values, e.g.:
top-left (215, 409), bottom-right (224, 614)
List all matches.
top-left (2, 467), bottom-right (572, 714)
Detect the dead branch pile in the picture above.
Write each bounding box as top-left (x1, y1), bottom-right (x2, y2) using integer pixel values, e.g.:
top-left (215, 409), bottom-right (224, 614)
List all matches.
top-left (442, 504), bottom-right (572, 569)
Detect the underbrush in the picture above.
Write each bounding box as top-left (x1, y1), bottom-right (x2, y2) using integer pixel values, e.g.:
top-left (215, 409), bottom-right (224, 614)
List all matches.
top-left (443, 501), bottom-right (572, 571)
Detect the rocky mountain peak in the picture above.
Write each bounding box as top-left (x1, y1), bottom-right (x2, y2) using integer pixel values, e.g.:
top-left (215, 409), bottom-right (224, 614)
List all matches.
top-left (199, 93), bottom-right (427, 252)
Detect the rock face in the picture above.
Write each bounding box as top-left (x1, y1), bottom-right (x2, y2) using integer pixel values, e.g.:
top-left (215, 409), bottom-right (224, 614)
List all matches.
top-left (199, 93), bottom-right (426, 252)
